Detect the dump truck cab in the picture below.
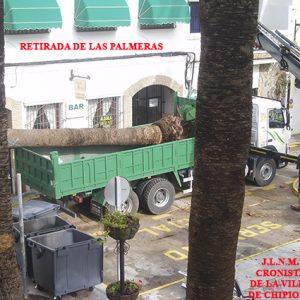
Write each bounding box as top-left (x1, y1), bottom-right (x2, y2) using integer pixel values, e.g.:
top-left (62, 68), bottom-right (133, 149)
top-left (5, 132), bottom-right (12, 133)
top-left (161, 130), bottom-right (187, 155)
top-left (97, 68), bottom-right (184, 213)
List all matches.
top-left (247, 97), bottom-right (291, 186)
top-left (176, 94), bottom-right (292, 187)
top-left (251, 96), bottom-right (291, 154)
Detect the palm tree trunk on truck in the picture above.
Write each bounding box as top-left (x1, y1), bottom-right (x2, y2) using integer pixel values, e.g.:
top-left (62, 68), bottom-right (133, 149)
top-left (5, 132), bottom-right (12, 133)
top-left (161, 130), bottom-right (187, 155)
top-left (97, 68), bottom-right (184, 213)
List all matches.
top-left (8, 115), bottom-right (185, 148)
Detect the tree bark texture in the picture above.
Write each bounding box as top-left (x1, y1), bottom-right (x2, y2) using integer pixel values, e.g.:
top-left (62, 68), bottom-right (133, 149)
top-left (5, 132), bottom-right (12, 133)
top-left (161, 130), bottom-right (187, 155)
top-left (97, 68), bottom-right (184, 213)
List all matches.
top-left (8, 115), bottom-right (185, 148)
top-left (187, 1), bottom-right (258, 300)
top-left (0, 1), bottom-right (22, 298)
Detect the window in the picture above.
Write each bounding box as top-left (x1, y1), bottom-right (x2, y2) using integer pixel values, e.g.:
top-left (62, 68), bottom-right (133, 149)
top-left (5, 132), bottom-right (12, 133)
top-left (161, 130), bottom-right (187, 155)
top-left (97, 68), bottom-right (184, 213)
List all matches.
top-left (25, 103), bottom-right (62, 129)
top-left (189, 2), bottom-right (200, 33)
top-left (268, 109), bottom-right (284, 128)
top-left (88, 97), bottom-right (121, 128)
top-left (252, 88), bottom-right (258, 96)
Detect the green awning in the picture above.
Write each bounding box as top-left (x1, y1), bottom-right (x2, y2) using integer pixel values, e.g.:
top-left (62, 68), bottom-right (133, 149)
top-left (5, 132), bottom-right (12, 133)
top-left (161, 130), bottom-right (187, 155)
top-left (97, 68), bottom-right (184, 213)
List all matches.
top-left (4, 0), bottom-right (62, 30)
top-left (139, 0), bottom-right (190, 25)
top-left (74, 0), bottom-right (130, 28)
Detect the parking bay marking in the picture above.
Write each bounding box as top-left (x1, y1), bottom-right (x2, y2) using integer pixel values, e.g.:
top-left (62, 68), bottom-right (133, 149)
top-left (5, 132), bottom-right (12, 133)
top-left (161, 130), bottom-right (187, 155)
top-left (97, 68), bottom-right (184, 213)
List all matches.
top-left (91, 220), bottom-right (295, 295)
top-left (139, 237), bottom-right (300, 296)
top-left (89, 220), bottom-right (280, 243)
top-left (137, 218), bottom-right (189, 237)
top-left (164, 221), bottom-right (282, 261)
top-left (152, 214), bottom-right (172, 220)
top-left (136, 220), bottom-right (280, 240)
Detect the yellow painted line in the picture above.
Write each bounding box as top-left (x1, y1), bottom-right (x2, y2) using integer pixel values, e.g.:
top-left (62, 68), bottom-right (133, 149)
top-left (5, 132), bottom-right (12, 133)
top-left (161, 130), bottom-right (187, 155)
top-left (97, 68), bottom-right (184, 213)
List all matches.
top-left (284, 180), bottom-right (294, 185)
top-left (100, 283), bottom-right (107, 289)
top-left (138, 228), bottom-right (159, 236)
top-left (292, 177), bottom-right (299, 196)
top-left (89, 231), bottom-right (105, 237)
top-left (139, 238), bottom-right (300, 296)
top-left (248, 202), bottom-right (260, 207)
top-left (245, 191), bottom-right (252, 196)
top-left (139, 278), bottom-right (185, 296)
top-left (262, 184), bottom-right (275, 191)
top-left (289, 142), bottom-right (300, 148)
top-left (152, 214), bottom-right (171, 220)
top-left (236, 237), bottom-right (300, 263)
top-left (289, 145), bottom-right (300, 148)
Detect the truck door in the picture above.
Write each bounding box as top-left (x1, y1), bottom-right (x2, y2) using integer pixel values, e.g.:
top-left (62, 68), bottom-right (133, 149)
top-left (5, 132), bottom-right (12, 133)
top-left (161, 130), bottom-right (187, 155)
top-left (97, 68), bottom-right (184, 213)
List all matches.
top-left (267, 108), bottom-right (287, 153)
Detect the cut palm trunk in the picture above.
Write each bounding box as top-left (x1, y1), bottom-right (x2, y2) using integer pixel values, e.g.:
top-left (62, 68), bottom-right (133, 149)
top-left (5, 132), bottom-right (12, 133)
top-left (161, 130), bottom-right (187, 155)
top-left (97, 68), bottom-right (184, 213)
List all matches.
top-left (8, 115), bottom-right (185, 148)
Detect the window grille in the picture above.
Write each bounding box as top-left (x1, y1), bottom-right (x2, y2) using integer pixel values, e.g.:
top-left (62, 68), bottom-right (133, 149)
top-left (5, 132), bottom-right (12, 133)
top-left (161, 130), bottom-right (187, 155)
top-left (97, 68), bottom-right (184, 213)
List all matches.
top-left (25, 103), bottom-right (62, 129)
top-left (87, 97), bottom-right (121, 128)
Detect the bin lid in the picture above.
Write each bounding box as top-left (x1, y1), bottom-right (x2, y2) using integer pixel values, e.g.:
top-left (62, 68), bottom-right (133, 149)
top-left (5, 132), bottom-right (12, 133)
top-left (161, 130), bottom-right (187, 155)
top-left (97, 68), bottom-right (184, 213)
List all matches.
top-left (13, 215), bottom-right (72, 237)
top-left (12, 200), bottom-right (59, 221)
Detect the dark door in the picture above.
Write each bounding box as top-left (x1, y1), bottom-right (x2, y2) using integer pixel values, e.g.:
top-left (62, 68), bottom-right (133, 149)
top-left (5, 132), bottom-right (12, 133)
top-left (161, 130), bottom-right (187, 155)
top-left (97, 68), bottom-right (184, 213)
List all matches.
top-left (132, 85), bottom-right (164, 126)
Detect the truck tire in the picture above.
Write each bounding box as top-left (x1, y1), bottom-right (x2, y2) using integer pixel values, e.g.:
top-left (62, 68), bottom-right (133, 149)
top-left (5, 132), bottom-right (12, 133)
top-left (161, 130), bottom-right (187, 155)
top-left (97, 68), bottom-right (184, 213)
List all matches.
top-left (254, 158), bottom-right (276, 187)
top-left (142, 178), bottom-right (175, 214)
top-left (135, 180), bottom-right (151, 198)
top-left (123, 190), bottom-right (139, 213)
top-left (105, 190), bottom-right (139, 213)
top-left (135, 179), bottom-right (151, 211)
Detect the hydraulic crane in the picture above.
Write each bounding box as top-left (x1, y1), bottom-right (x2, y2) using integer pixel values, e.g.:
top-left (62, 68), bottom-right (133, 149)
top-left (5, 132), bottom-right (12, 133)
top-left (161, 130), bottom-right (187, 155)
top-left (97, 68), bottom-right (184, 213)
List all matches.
top-left (257, 22), bottom-right (300, 80)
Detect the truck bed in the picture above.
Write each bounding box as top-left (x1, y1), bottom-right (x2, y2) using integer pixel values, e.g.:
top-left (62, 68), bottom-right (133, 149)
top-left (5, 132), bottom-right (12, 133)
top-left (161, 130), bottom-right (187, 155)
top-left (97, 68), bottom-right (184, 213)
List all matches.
top-left (15, 138), bottom-right (194, 200)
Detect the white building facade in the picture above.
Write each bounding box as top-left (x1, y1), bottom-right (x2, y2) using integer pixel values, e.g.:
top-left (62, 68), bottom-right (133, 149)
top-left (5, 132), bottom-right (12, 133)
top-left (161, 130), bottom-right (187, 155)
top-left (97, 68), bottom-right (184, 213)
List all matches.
top-left (4, 0), bottom-right (296, 131)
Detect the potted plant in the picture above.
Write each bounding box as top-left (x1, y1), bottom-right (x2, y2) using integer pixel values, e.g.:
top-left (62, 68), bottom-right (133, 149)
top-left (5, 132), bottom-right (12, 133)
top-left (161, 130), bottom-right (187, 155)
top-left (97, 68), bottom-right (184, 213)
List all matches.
top-left (102, 211), bottom-right (141, 299)
top-left (106, 280), bottom-right (140, 300)
top-left (101, 211), bottom-right (140, 241)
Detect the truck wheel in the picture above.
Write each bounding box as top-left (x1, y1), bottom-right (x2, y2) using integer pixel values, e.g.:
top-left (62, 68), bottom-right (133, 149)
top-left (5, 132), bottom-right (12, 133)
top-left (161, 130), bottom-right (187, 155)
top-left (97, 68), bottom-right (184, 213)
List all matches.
top-left (122, 190), bottom-right (139, 213)
top-left (135, 179), bottom-right (151, 210)
top-left (136, 180), bottom-right (151, 198)
top-left (142, 178), bottom-right (175, 214)
top-left (254, 159), bottom-right (276, 186)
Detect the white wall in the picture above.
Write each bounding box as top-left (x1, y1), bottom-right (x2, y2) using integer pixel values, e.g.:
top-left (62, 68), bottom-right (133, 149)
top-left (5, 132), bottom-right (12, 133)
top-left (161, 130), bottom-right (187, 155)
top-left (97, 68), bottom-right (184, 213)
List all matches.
top-left (5, 0), bottom-right (201, 128)
top-left (5, 0), bottom-right (200, 63)
top-left (4, 0), bottom-right (296, 129)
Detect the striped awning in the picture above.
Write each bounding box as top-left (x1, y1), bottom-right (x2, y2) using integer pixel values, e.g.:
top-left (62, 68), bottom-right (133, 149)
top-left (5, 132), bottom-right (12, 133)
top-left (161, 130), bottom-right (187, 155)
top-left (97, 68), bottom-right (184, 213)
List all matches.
top-left (138, 0), bottom-right (190, 25)
top-left (74, 0), bottom-right (131, 28)
top-left (4, 0), bottom-right (62, 30)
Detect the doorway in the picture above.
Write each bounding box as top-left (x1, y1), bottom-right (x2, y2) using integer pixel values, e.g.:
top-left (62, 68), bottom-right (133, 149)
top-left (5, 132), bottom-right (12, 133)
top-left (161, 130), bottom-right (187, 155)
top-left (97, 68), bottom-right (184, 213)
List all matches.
top-left (132, 85), bottom-right (174, 126)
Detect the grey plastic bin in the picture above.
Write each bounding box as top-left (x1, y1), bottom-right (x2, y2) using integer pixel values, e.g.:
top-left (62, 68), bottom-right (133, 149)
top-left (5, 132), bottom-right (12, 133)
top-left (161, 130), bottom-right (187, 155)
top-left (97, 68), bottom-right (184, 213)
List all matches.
top-left (28, 228), bottom-right (103, 298)
top-left (13, 215), bottom-right (74, 277)
top-left (12, 200), bottom-right (60, 222)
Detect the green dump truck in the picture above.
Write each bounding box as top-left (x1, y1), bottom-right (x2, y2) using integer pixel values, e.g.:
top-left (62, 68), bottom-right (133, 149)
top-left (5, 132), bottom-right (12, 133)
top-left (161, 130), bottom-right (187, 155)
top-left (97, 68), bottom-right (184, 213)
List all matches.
top-left (15, 136), bottom-right (194, 216)
top-left (15, 96), bottom-right (299, 216)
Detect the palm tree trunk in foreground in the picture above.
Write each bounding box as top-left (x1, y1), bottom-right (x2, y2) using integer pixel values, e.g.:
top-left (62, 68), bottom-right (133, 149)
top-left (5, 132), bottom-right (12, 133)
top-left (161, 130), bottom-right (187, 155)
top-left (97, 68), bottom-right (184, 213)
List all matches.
top-left (186, 1), bottom-right (258, 300)
top-left (0, 1), bottom-right (22, 297)
top-left (8, 115), bottom-right (185, 148)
